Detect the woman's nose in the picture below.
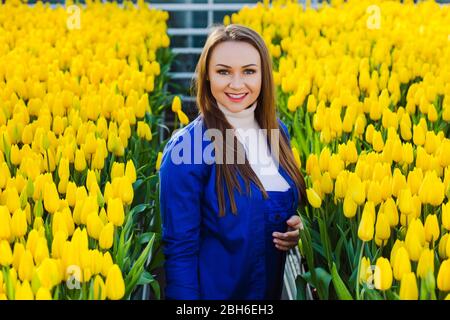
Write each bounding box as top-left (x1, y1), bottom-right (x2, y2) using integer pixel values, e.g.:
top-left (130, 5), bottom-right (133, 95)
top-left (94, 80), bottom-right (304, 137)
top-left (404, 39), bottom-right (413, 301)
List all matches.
top-left (228, 75), bottom-right (245, 90)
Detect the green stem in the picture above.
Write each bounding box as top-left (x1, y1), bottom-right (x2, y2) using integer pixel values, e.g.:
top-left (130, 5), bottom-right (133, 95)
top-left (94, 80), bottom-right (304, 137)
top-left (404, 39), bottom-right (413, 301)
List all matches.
top-left (355, 240), bottom-right (365, 300)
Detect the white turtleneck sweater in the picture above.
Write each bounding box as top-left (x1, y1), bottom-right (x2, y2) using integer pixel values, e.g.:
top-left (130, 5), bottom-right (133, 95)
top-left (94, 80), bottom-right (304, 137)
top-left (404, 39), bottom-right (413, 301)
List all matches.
top-left (217, 100), bottom-right (290, 192)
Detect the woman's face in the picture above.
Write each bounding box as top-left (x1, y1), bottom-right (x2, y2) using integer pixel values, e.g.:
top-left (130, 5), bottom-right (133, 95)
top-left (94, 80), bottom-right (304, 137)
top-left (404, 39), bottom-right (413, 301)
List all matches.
top-left (208, 41), bottom-right (262, 113)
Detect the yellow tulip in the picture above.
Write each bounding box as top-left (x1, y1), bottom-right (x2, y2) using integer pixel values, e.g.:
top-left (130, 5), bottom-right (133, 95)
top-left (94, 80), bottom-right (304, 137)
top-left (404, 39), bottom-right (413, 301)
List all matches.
top-left (44, 182), bottom-right (60, 214)
top-left (372, 130), bottom-right (384, 152)
top-left (424, 214), bottom-right (439, 243)
top-left (437, 259), bottom-right (450, 292)
top-left (18, 250), bottom-right (34, 282)
top-left (417, 248), bottom-right (434, 279)
top-left (35, 287), bottom-right (52, 300)
top-left (343, 192), bottom-right (357, 218)
top-left (359, 256), bottom-right (372, 285)
top-left (171, 96), bottom-right (182, 113)
top-left (306, 188), bottom-right (322, 208)
top-left (0, 240), bottom-right (13, 266)
top-left (358, 205), bottom-right (374, 242)
top-left (399, 272), bottom-right (418, 300)
top-left (0, 206), bottom-right (11, 240)
top-left (156, 152), bottom-right (163, 171)
top-left (177, 109), bottom-right (189, 125)
top-left (10, 144), bottom-right (21, 166)
top-left (383, 198), bottom-right (399, 227)
top-left (374, 257), bottom-right (392, 291)
top-left (87, 213), bottom-right (104, 240)
top-left (75, 148), bottom-right (87, 172)
top-left (105, 264), bottom-right (125, 300)
top-left (15, 280), bottom-right (34, 300)
top-left (442, 203), bottom-right (450, 231)
top-left (405, 220), bottom-right (424, 262)
top-left (291, 147), bottom-right (301, 170)
top-left (375, 212), bottom-right (390, 242)
top-left (125, 159), bottom-right (136, 183)
top-left (93, 275), bottom-right (107, 300)
top-left (99, 223), bottom-right (114, 250)
top-left (439, 234), bottom-right (449, 260)
top-left (119, 176), bottom-right (134, 205)
top-left (11, 208), bottom-right (27, 239)
top-left (392, 247), bottom-right (411, 281)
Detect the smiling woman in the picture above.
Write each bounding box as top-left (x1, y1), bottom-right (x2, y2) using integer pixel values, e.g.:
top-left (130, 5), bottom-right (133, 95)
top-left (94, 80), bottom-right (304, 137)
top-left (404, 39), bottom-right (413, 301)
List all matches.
top-left (159, 24), bottom-right (307, 300)
top-left (207, 41), bottom-right (261, 111)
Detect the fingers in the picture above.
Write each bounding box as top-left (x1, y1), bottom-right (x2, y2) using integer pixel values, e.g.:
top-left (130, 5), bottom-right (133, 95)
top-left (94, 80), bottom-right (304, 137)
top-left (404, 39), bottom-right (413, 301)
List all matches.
top-left (273, 229), bottom-right (300, 241)
top-left (275, 244), bottom-right (290, 251)
top-left (273, 237), bottom-right (297, 248)
top-left (287, 215), bottom-right (304, 230)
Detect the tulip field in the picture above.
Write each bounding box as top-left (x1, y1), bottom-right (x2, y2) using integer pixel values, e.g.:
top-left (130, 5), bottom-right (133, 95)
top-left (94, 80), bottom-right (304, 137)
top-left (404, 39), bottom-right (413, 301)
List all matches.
top-left (1, 0), bottom-right (450, 300)
top-left (0, 0), bottom-right (174, 299)
top-left (230, 0), bottom-right (450, 300)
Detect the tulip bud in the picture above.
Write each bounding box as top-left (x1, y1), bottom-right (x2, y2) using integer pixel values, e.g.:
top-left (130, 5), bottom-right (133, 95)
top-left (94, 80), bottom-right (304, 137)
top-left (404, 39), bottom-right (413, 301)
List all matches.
top-left (417, 248), bottom-right (434, 279)
top-left (172, 96), bottom-right (182, 113)
top-left (11, 208), bottom-right (27, 239)
top-left (383, 198), bottom-right (399, 227)
top-left (343, 192), bottom-right (357, 218)
top-left (372, 130), bottom-right (384, 152)
top-left (105, 264), bottom-right (125, 300)
top-left (399, 272), bottom-right (418, 300)
top-left (291, 147), bottom-right (301, 170)
top-left (119, 176), bottom-right (134, 205)
top-left (125, 160), bottom-right (136, 183)
top-left (437, 259), bottom-right (450, 292)
top-left (93, 275), bottom-right (106, 300)
top-left (0, 240), bottom-right (13, 266)
top-left (398, 188), bottom-right (414, 216)
top-left (44, 182), bottom-right (60, 214)
top-left (36, 287), bottom-right (52, 300)
top-left (424, 214), bottom-right (440, 243)
top-left (374, 257), bottom-right (392, 291)
top-left (358, 205), bottom-right (374, 242)
top-left (393, 247), bottom-right (411, 281)
top-left (306, 188), bottom-right (322, 208)
top-left (99, 223), bottom-right (114, 250)
top-left (375, 212), bottom-right (391, 242)
top-left (75, 149), bottom-right (87, 172)
top-left (10, 144), bottom-right (21, 166)
top-left (405, 220), bottom-right (424, 262)
top-left (177, 110), bottom-right (189, 125)
top-left (107, 198), bottom-right (125, 227)
top-left (18, 250), bottom-right (34, 282)
top-left (87, 212), bottom-right (104, 240)
top-left (15, 280), bottom-right (34, 300)
top-left (155, 152), bottom-right (163, 171)
top-left (359, 256), bottom-right (372, 285)
top-left (6, 187), bottom-right (20, 214)
top-left (0, 206), bottom-right (11, 240)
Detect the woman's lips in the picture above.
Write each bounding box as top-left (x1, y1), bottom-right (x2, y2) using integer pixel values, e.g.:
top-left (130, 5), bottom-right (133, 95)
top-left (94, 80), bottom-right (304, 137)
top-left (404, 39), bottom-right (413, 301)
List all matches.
top-left (225, 93), bottom-right (248, 102)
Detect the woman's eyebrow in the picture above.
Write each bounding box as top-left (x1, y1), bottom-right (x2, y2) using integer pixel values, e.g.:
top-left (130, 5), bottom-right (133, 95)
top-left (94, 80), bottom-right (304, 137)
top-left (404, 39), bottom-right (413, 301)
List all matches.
top-left (215, 64), bottom-right (258, 68)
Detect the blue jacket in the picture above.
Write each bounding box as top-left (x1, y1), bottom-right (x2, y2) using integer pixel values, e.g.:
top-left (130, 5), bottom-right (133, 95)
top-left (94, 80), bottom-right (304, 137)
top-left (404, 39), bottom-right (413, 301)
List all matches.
top-left (159, 116), bottom-right (300, 300)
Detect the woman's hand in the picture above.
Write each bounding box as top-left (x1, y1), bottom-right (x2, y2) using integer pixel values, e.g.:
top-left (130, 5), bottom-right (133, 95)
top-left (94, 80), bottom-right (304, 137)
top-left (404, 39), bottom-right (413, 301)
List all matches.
top-left (272, 215), bottom-right (304, 251)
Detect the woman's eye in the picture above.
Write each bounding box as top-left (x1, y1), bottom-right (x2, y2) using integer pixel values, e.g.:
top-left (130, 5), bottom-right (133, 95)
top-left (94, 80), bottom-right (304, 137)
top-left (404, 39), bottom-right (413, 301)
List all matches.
top-left (217, 69), bottom-right (255, 75)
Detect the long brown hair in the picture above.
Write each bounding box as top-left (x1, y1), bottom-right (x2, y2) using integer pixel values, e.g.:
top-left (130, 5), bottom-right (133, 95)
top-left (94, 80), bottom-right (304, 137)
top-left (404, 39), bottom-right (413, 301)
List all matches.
top-left (192, 24), bottom-right (307, 217)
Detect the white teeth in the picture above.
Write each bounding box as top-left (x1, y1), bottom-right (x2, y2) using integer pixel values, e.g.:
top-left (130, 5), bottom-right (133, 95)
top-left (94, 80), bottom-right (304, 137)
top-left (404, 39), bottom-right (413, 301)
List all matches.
top-left (227, 93), bottom-right (246, 99)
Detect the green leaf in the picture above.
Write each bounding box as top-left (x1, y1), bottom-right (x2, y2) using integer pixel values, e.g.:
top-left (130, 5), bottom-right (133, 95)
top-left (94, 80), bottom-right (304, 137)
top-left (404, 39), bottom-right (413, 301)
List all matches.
top-left (330, 262), bottom-right (353, 300)
top-left (299, 267), bottom-right (332, 300)
top-left (295, 274), bottom-right (308, 300)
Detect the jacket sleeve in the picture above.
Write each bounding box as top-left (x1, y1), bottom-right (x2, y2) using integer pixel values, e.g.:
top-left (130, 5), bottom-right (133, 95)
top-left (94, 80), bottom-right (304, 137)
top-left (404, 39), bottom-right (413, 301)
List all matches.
top-left (159, 131), bottom-right (205, 300)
